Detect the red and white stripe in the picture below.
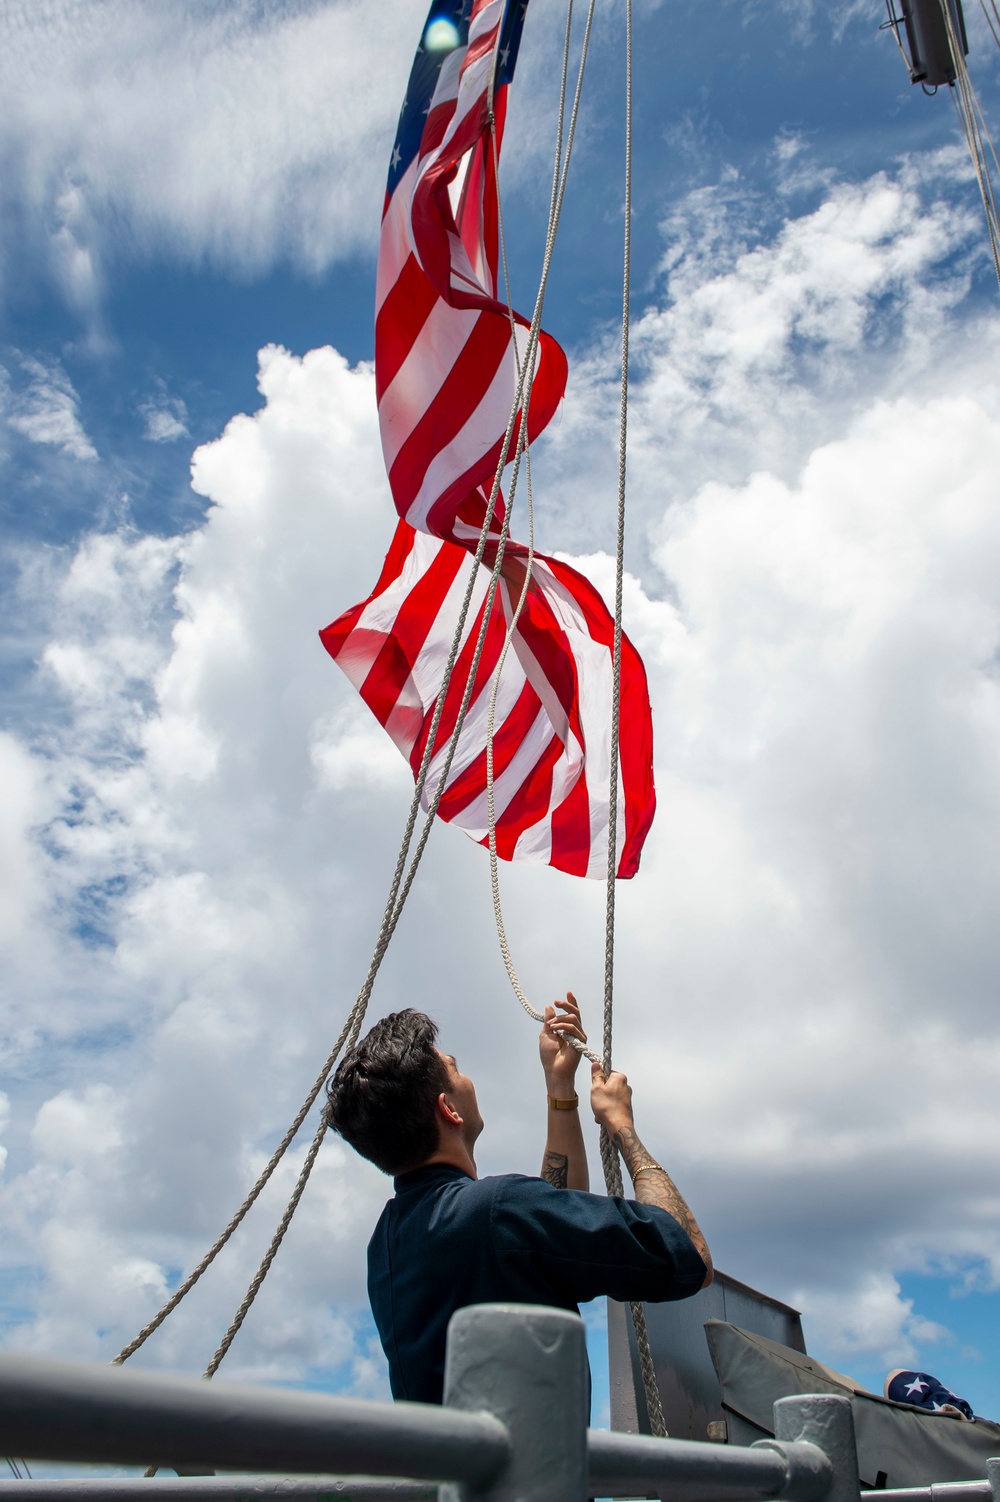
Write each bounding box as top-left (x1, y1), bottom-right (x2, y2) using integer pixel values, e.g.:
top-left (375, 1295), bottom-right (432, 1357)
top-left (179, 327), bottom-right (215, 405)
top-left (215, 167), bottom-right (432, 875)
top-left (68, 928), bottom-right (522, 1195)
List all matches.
top-left (375, 0), bottom-right (566, 544)
top-left (321, 518), bottom-right (655, 879)
top-left (321, 0), bottom-right (657, 879)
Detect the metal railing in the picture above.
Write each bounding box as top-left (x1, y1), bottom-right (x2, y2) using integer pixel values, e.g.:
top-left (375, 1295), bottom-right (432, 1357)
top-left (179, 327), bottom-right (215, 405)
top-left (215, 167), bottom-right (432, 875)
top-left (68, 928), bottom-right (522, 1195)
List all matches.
top-left (0, 1305), bottom-right (996, 1502)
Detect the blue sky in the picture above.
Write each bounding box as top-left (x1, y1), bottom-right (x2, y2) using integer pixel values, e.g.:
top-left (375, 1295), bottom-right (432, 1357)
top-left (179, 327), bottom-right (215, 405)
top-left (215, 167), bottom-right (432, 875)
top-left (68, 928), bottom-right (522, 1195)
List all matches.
top-left (4, 0), bottom-right (1000, 1454)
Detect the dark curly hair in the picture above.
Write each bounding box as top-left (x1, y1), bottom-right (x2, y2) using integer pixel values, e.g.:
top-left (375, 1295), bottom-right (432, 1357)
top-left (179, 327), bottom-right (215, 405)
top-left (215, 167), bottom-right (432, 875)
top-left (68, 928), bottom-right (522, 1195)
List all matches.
top-left (323, 1010), bottom-right (450, 1175)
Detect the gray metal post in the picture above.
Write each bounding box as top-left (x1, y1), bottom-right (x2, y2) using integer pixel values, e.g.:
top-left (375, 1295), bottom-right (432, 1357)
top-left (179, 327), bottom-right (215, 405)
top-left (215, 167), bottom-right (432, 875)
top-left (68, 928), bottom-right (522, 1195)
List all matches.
top-left (606, 1298), bottom-right (642, 1435)
top-left (758, 1394), bottom-right (862, 1502)
top-left (988, 1459), bottom-right (1000, 1502)
top-left (441, 1304), bottom-right (588, 1502)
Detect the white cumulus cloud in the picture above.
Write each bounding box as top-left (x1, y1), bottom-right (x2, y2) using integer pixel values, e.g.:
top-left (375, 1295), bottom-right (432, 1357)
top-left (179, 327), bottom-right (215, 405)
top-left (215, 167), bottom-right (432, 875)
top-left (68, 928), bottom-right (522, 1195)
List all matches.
top-left (3, 156), bottom-right (1000, 1406)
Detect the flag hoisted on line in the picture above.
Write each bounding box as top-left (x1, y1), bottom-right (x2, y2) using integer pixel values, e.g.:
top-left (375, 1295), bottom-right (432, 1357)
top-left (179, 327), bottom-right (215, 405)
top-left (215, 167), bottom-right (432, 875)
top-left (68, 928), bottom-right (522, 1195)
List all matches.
top-left (321, 0), bottom-right (656, 878)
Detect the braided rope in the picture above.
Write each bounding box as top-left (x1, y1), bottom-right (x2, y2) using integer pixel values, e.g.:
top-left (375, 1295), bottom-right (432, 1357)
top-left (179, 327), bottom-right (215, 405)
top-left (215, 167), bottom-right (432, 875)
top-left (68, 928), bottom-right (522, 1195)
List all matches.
top-left (599, 0), bottom-right (668, 1439)
top-left (119, 438), bottom-right (530, 1377)
top-left (484, 0), bottom-right (602, 1069)
top-left (112, 1002), bottom-right (364, 1365)
top-left (119, 5), bottom-right (668, 1439)
top-left (981, 0), bottom-right (1000, 51)
top-left (123, 500), bottom-right (527, 1383)
top-left (115, 0), bottom-right (583, 1378)
top-left (158, 512), bottom-right (526, 1385)
top-left (946, 2), bottom-right (1000, 292)
top-left (203, 1118), bottom-right (328, 1378)
top-left (487, 0), bottom-right (667, 1437)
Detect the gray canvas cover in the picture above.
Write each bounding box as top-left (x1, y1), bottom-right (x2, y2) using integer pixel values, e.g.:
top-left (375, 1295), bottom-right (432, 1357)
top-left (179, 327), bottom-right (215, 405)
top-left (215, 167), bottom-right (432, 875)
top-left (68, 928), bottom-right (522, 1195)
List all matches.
top-left (705, 1320), bottom-right (1000, 1488)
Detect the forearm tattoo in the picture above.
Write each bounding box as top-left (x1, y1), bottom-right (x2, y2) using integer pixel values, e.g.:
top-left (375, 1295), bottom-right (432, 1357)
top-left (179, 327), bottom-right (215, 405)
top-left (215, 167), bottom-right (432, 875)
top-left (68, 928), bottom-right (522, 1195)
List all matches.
top-left (611, 1123), bottom-right (706, 1257)
top-left (541, 1151), bottom-right (569, 1189)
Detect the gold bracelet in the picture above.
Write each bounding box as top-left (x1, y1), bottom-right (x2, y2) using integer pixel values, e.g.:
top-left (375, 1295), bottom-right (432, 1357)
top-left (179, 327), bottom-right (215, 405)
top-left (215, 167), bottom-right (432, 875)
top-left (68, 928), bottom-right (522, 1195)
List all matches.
top-left (547, 1093), bottom-right (579, 1111)
top-left (631, 1163), bottom-right (663, 1176)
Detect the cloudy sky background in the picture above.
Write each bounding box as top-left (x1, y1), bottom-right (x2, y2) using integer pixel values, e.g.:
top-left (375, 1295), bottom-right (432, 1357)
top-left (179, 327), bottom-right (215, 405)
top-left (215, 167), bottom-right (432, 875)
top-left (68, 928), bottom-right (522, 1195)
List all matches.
top-left (4, 0), bottom-right (1000, 1453)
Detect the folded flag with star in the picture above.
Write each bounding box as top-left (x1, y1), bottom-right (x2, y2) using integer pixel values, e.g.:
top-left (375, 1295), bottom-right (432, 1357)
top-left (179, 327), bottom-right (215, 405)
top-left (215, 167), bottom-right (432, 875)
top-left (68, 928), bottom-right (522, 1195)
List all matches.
top-left (885, 1369), bottom-right (975, 1420)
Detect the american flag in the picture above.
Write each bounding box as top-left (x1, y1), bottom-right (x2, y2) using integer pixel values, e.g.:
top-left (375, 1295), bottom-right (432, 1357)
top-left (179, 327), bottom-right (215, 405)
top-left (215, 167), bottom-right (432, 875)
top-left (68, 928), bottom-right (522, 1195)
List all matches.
top-left (321, 0), bottom-right (656, 878)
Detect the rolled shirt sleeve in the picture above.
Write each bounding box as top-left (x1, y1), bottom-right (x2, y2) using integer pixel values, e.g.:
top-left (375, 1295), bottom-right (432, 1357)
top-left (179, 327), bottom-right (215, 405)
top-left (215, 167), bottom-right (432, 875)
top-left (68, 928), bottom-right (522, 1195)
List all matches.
top-left (490, 1177), bottom-right (707, 1304)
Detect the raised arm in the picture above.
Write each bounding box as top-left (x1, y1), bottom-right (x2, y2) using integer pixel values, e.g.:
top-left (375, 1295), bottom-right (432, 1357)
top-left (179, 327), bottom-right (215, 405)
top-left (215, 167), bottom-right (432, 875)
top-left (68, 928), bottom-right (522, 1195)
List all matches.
top-left (591, 1063), bottom-right (713, 1286)
top-left (538, 993), bottom-right (589, 1191)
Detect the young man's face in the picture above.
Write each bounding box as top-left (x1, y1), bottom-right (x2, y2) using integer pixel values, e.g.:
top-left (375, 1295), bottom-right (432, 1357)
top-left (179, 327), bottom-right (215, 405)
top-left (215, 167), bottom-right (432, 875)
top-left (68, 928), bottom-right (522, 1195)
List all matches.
top-left (438, 1050), bottom-right (484, 1142)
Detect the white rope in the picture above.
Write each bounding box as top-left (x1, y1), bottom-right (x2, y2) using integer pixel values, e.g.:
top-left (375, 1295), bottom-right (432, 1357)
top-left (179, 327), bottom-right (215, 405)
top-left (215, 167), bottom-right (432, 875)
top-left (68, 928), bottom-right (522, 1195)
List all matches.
top-left (601, 0), bottom-right (633, 1081)
top-left (115, 0), bottom-right (595, 1380)
top-left (885, 0), bottom-right (1000, 285)
top-left (118, 7), bottom-right (666, 1442)
top-left (943, 0), bottom-right (1000, 291)
top-left (120, 388), bottom-right (537, 1377)
top-left (115, 487), bottom-right (523, 1368)
top-left (599, 0), bottom-right (668, 1439)
top-left (485, 0), bottom-right (602, 1068)
top-left (979, 0), bottom-right (1000, 51)
top-left (487, 0), bottom-right (667, 1435)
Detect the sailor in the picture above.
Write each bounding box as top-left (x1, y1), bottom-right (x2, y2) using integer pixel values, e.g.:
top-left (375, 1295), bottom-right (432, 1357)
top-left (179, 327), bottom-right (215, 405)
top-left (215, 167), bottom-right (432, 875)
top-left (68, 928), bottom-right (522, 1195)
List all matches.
top-left (324, 996), bottom-right (712, 1404)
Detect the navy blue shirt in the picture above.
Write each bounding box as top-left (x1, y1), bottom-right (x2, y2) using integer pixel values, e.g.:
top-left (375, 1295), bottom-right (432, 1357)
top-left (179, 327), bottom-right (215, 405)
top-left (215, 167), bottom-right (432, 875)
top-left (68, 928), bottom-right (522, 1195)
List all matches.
top-left (367, 1165), bottom-right (706, 1403)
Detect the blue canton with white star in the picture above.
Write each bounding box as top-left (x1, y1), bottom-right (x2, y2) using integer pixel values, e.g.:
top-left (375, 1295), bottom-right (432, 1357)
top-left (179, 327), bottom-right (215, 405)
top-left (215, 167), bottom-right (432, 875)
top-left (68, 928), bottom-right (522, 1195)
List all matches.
top-left (386, 0), bottom-right (531, 198)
